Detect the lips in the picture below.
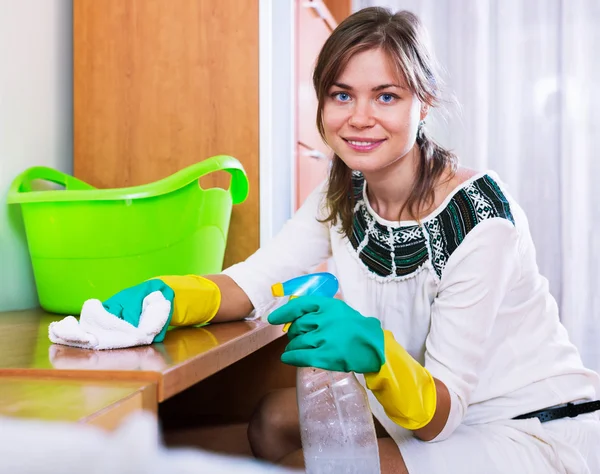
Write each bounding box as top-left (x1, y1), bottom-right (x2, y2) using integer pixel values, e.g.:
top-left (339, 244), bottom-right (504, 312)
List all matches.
top-left (343, 138), bottom-right (386, 152)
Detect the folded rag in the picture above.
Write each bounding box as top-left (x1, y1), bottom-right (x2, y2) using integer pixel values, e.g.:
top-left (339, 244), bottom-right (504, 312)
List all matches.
top-left (48, 291), bottom-right (171, 350)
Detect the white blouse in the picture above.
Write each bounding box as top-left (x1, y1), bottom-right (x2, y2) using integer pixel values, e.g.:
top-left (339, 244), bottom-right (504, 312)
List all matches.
top-left (223, 170), bottom-right (600, 443)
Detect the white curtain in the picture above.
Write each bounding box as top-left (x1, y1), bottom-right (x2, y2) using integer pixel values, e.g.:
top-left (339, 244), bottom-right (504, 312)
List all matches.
top-left (353, 0), bottom-right (600, 371)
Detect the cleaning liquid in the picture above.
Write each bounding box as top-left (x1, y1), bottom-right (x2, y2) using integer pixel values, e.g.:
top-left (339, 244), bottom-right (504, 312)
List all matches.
top-left (271, 273), bottom-right (381, 474)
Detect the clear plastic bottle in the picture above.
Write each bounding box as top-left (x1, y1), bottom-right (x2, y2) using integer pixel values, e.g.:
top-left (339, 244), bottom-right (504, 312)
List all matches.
top-left (297, 368), bottom-right (381, 474)
top-left (270, 273), bottom-right (381, 474)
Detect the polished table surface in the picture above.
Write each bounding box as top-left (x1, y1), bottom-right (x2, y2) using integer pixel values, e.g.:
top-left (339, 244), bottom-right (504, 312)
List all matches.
top-left (0, 377), bottom-right (157, 430)
top-left (0, 309), bottom-right (284, 401)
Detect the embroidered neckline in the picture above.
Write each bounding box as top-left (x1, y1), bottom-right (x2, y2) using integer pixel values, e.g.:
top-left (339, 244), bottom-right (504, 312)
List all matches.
top-left (348, 171), bottom-right (514, 281)
top-left (361, 170), bottom-right (492, 228)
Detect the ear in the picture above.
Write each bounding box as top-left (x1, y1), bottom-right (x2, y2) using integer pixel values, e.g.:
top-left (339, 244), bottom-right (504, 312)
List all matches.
top-left (420, 103), bottom-right (430, 121)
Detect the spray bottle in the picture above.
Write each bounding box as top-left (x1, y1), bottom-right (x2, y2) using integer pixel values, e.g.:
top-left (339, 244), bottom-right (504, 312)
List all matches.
top-left (271, 272), bottom-right (381, 474)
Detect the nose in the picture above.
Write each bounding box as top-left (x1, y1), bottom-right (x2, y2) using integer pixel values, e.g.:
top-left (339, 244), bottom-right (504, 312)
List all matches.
top-left (348, 100), bottom-right (375, 129)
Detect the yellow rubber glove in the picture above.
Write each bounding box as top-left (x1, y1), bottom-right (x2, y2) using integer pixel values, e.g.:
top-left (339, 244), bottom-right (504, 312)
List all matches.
top-left (156, 275), bottom-right (221, 327)
top-left (364, 330), bottom-right (437, 430)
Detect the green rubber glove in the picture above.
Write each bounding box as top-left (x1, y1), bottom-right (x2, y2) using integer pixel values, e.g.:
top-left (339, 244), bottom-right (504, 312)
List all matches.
top-left (102, 280), bottom-right (175, 343)
top-left (267, 295), bottom-right (385, 373)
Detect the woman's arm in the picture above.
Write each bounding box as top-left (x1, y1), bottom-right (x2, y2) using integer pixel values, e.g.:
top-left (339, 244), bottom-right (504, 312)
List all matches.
top-left (204, 274), bottom-right (254, 322)
top-left (422, 218), bottom-right (520, 441)
top-left (220, 183), bottom-right (332, 315)
top-left (362, 218), bottom-right (520, 441)
top-left (413, 378), bottom-right (451, 441)
top-left (158, 184), bottom-right (331, 327)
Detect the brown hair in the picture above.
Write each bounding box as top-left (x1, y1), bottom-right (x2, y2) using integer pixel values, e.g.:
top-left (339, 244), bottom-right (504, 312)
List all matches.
top-left (314, 7), bottom-right (457, 236)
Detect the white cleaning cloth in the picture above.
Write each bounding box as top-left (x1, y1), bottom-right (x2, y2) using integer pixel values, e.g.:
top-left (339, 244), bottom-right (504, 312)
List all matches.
top-left (48, 291), bottom-right (171, 350)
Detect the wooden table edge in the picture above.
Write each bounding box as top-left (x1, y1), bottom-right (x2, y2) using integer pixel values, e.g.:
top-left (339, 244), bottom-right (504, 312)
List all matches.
top-left (0, 323), bottom-right (285, 402)
top-left (160, 322), bottom-right (285, 400)
top-left (0, 369), bottom-right (160, 385)
top-left (82, 382), bottom-right (159, 430)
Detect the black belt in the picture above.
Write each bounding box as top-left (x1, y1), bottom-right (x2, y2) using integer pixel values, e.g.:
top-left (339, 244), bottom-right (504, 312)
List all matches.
top-left (513, 400), bottom-right (600, 423)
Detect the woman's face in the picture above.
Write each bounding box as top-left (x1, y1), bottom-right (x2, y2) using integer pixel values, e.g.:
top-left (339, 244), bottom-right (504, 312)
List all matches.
top-left (322, 48), bottom-right (426, 174)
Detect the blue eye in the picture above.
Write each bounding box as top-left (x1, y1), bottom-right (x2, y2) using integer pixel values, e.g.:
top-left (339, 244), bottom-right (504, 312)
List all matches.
top-left (379, 93), bottom-right (396, 103)
top-left (333, 92), bottom-right (351, 102)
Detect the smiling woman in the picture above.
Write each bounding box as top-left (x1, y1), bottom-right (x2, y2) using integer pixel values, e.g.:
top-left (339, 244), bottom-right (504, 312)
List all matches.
top-left (323, 49), bottom-right (423, 172)
top-left (230, 6), bottom-right (600, 474)
top-left (312, 10), bottom-right (458, 235)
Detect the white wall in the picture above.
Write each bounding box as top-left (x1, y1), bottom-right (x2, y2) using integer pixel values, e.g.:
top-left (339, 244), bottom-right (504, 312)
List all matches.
top-left (259, 0), bottom-right (295, 244)
top-left (0, 0), bottom-right (73, 311)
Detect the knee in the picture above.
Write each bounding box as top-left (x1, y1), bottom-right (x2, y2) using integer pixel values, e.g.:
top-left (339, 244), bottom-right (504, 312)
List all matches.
top-left (247, 391), bottom-right (288, 446)
top-left (247, 390), bottom-right (298, 460)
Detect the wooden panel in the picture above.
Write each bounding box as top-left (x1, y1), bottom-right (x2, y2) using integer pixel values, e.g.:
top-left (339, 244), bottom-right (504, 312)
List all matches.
top-left (0, 308), bottom-right (284, 402)
top-left (89, 383), bottom-right (157, 431)
top-left (160, 335), bottom-right (295, 455)
top-left (163, 422), bottom-right (253, 457)
top-left (160, 335), bottom-right (295, 426)
top-left (296, 1), bottom-right (334, 155)
top-left (296, 142), bottom-right (331, 208)
top-left (0, 378), bottom-right (157, 431)
top-left (323, 0), bottom-right (352, 25)
top-left (73, 0), bottom-right (259, 267)
top-left (158, 321), bottom-right (284, 400)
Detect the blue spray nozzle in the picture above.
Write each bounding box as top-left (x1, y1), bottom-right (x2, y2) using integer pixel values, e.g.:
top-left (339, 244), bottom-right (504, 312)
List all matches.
top-left (271, 272), bottom-right (339, 332)
top-left (271, 272), bottom-right (339, 299)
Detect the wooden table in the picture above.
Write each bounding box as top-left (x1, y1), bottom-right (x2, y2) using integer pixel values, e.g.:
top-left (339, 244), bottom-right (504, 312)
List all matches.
top-left (0, 377), bottom-right (157, 431)
top-left (0, 308), bottom-right (285, 401)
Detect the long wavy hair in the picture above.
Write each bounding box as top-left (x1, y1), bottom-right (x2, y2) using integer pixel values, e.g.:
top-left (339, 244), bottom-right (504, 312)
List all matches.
top-left (314, 7), bottom-right (457, 237)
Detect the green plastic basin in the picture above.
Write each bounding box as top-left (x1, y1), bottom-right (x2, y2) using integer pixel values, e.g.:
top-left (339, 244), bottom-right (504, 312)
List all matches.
top-left (7, 155), bottom-right (248, 314)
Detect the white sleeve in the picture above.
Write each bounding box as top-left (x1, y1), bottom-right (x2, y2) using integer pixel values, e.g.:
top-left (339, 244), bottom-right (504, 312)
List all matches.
top-left (0, 414), bottom-right (295, 474)
top-left (222, 182), bottom-right (332, 311)
top-left (423, 218), bottom-right (521, 441)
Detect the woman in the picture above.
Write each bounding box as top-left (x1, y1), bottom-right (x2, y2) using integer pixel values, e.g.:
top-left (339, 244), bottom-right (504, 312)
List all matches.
top-left (99, 7), bottom-right (600, 473)
top-left (226, 7), bottom-right (600, 473)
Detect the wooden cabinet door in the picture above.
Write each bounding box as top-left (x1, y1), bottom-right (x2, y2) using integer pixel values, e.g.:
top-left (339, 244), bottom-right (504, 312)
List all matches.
top-left (73, 0), bottom-right (259, 268)
top-left (295, 1), bottom-right (336, 209)
top-left (296, 1), bottom-right (334, 155)
top-left (296, 142), bottom-right (331, 207)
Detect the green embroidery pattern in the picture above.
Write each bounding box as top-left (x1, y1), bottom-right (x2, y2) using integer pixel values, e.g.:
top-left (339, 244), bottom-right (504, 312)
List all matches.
top-left (349, 172), bottom-right (515, 280)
